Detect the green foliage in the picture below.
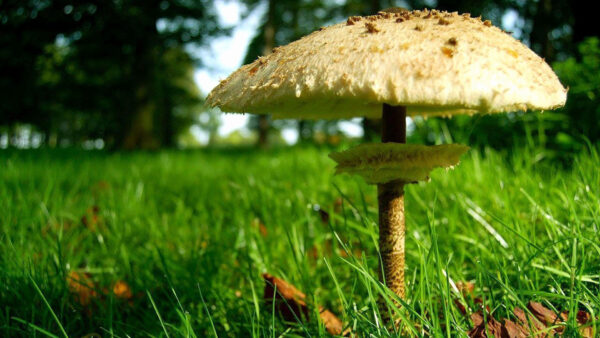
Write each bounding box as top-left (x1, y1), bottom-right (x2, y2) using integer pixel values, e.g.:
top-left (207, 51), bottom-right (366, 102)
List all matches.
top-left (0, 0), bottom-right (222, 149)
top-left (554, 37), bottom-right (600, 144)
top-left (1, 146), bottom-right (599, 335)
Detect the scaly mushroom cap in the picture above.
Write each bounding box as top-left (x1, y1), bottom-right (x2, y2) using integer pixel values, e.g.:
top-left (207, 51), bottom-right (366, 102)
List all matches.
top-left (206, 9), bottom-right (567, 119)
top-left (329, 143), bottom-right (469, 184)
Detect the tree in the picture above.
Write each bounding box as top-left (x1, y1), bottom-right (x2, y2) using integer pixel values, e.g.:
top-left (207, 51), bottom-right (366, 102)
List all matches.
top-left (0, 0), bottom-right (222, 149)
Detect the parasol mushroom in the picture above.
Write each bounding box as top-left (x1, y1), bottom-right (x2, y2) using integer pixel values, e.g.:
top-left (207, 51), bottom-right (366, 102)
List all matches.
top-left (206, 8), bottom-right (566, 318)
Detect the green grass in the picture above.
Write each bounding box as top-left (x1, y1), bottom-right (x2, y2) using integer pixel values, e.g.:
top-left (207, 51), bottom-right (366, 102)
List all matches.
top-left (1, 145), bottom-right (599, 336)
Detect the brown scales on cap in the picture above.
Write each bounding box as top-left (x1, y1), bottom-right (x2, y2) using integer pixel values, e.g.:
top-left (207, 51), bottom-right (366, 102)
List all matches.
top-left (365, 22), bottom-right (380, 33)
top-left (441, 46), bottom-right (455, 57)
top-left (346, 16), bottom-right (361, 26)
top-left (377, 11), bottom-right (392, 19)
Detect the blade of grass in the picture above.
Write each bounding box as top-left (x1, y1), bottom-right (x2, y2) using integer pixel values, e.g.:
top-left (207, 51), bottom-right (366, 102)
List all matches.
top-left (29, 276), bottom-right (68, 338)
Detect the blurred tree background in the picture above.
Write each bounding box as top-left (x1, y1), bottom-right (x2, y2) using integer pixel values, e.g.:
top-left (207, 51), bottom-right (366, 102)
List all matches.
top-left (1, 0), bottom-right (599, 153)
top-left (1, 0), bottom-right (221, 149)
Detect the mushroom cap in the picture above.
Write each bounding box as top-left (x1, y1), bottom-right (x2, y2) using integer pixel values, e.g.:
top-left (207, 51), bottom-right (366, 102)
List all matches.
top-left (329, 143), bottom-right (469, 184)
top-left (206, 9), bottom-right (566, 120)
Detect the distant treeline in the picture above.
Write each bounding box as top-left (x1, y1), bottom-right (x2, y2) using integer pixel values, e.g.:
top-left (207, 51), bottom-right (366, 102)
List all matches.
top-left (1, 0), bottom-right (599, 152)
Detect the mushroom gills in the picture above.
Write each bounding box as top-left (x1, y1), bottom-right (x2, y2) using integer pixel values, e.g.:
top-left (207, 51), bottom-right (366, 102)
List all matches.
top-left (329, 143), bottom-right (469, 184)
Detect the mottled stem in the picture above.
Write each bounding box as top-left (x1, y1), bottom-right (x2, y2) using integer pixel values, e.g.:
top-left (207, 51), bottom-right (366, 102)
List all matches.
top-left (378, 104), bottom-right (406, 307)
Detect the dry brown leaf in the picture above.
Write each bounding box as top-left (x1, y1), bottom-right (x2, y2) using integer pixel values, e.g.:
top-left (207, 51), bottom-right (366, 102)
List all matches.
top-left (575, 310), bottom-right (594, 337)
top-left (263, 273), bottom-right (309, 322)
top-left (67, 272), bottom-right (135, 313)
top-left (456, 281), bottom-right (475, 296)
top-left (514, 306), bottom-right (550, 337)
top-left (468, 312), bottom-right (503, 338)
top-left (67, 271), bottom-right (98, 307)
top-left (112, 280), bottom-right (132, 300)
top-left (263, 273), bottom-right (347, 336)
top-left (501, 318), bottom-right (529, 338)
top-left (467, 302), bottom-right (594, 338)
top-left (528, 301), bottom-right (566, 329)
top-left (320, 308), bottom-right (344, 335)
top-left (455, 299), bottom-right (468, 315)
top-left (526, 302), bottom-right (593, 338)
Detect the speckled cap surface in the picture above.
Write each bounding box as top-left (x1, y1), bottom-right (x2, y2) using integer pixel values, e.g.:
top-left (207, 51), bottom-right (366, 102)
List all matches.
top-left (207, 9), bottom-right (567, 119)
top-left (329, 143), bottom-right (469, 184)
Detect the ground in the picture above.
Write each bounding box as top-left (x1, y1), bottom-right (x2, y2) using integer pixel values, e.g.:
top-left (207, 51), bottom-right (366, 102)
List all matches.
top-left (1, 146), bottom-right (599, 336)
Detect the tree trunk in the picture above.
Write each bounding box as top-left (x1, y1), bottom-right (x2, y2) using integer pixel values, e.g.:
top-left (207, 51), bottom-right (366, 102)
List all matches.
top-left (120, 15), bottom-right (160, 150)
top-left (572, 2), bottom-right (600, 44)
top-left (257, 0), bottom-right (275, 148)
top-left (529, 0), bottom-right (554, 61)
top-left (122, 85), bottom-right (158, 150)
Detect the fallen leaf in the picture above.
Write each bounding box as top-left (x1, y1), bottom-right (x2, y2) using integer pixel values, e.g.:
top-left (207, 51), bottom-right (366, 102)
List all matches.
top-left (456, 281), bottom-right (475, 296)
top-left (467, 303), bottom-right (595, 338)
top-left (528, 301), bottom-right (566, 328)
top-left (67, 271), bottom-right (98, 307)
top-left (575, 310), bottom-right (594, 337)
top-left (320, 308), bottom-right (344, 335)
top-left (263, 273), bottom-right (347, 336)
top-left (112, 280), bottom-right (132, 300)
top-left (67, 272), bottom-right (135, 313)
top-left (467, 312), bottom-right (503, 338)
top-left (263, 273), bottom-right (309, 322)
top-left (501, 318), bottom-right (528, 338)
top-left (513, 306), bottom-right (546, 336)
top-left (454, 299), bottom-right (467, 315)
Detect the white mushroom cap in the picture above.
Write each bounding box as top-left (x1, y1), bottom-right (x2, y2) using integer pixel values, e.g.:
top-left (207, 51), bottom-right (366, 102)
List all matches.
top-left (329, 143), bottom-right (469, 184)
top-left (207, 9), bottom-right (566, 119)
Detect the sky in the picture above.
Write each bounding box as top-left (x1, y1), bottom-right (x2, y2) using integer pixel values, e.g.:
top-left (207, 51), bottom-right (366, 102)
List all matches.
top-left (193, 1), bottom-right (261, 143)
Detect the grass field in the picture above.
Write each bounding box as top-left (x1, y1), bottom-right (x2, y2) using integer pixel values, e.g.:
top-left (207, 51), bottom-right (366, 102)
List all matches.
top-left (1, 145), bottom-right (599, 336)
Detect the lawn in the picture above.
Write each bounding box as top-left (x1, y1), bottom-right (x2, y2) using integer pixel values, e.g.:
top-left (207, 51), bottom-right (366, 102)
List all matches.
top-left (1, 145), bottom-right (599, 336)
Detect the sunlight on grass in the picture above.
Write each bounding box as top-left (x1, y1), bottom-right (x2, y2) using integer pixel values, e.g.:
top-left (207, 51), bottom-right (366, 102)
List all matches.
top-left (1, 146), bottom-right (599, 336)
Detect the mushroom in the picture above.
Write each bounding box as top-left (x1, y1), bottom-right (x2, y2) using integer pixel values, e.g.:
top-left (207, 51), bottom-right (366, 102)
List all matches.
top-left (206, 9), bottom-right (566, 318)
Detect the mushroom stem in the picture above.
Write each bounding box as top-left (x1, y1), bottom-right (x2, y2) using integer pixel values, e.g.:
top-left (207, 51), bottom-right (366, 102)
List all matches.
top-left (378, 104), bottom-right (407, 304)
